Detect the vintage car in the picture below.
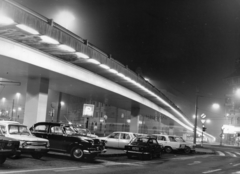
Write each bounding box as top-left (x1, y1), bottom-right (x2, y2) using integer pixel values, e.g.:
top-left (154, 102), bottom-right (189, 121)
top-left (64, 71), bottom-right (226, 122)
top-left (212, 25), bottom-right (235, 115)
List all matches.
top-left (0, 128), bottom-right (19, 164)
top-left (124, 135), bottom-right (163, 160)
top-left (152, 134), bottom-right (195, 154)
top-left (30, 122), bottom-right (106, 160)
top-left (0, 121), bottom-right (49, 159)
top-left (98, 132), bottom-right (136, 149)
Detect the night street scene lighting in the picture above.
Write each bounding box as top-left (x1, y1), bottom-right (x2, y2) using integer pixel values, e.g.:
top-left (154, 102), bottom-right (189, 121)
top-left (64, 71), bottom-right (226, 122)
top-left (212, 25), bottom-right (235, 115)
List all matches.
top-left (0, 0), bottom-right (240, 173)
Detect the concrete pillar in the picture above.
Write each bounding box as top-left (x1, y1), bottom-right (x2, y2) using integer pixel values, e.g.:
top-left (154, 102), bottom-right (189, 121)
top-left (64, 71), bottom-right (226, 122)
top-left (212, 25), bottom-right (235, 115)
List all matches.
top-left (130, 115), bottom-right (139, 133)
top-left (130, 104), bottom-right (140, 133)
top-left (23, 77), bottom-right (49, 128)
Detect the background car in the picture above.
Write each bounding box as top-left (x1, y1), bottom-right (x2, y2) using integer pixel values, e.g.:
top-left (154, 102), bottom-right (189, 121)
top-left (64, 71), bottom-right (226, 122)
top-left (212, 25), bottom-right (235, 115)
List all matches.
top-left (98, 132), bottom-right (136, 149)
top-left (0, 121), bottom-right (49, 159)
top-left (30, 122), bottom-right (105, 160)
top-left (0, 128), bottom-right (19, 164)
top-left (153, 134), bottom-right (195, 154)
top-left (125, 135), bottom-right (163, 160)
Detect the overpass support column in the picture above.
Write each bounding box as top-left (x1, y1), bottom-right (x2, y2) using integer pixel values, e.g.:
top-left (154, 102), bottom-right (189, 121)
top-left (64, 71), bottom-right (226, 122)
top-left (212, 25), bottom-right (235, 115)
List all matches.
top-left (23, 77), bottom-right (49, 127)
top-left (130, 105), bottom-right (140, 133)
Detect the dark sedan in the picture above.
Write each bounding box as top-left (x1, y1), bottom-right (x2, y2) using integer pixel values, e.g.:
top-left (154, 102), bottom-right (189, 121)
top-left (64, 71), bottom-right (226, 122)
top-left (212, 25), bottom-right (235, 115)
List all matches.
top-left (124, 136), bottom-right (163, 160)
top-left (0, 129), bottom-right (19, 164)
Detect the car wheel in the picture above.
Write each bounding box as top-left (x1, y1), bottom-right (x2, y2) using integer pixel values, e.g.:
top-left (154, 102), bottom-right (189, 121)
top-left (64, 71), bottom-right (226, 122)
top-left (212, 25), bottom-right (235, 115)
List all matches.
top-left (31, 153), bottom-right (43, 159)
top-left (165, 147), bottom-right (172, 153)
top-left (0, 156), bottom-right (6, 165)
top-left (9, 153), bottom-right (21, 159)
top-left (71, 146), bottom-right (84, 160)
top-left (184, 147), bottom-right (191, 154)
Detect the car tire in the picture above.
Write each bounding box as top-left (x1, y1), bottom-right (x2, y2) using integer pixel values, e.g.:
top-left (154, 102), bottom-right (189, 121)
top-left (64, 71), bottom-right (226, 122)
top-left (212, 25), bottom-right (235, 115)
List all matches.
top-left (71, 146), bottom-right (84, 160)
top-left (0, 156), bottom-right (6, 165)
top-left (9, 152), bottom-right (21, 159)
top-left (31, 153), bottom-right (43, 159)
top-left (164, 147), bottom-right (172, 153)
top-left (184, 147), bottom-right (191, 154)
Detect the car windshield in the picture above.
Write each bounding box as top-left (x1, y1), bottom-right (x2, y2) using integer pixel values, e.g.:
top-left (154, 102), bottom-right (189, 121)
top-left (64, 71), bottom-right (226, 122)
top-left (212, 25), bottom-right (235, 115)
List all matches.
top-left (168, 136), bottom-right (177, 142)
top-left (9, 125), bottom-right (31, 135)
top-left (131, 137), bottom-right (149, 145)
top-left (63, 126), bottom-right (76, 135)
top-left (174, 137), bottom-right (185, 142)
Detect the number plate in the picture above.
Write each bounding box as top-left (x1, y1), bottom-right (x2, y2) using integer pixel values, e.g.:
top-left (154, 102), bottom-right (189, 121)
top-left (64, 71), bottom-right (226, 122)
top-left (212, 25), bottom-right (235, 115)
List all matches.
top-left (132, 147), bottom-right (139, 151)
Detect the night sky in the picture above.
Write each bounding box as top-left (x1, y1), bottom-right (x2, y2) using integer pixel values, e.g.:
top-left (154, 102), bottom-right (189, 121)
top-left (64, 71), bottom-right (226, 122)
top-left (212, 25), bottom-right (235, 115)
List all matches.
top-left (12, 0), bottom-right (240, 139)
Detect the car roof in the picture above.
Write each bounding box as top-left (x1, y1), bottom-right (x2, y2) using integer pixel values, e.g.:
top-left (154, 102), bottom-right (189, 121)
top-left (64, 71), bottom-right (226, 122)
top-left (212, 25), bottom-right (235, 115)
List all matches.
top-left (0, 121), bottom-right (21, 125)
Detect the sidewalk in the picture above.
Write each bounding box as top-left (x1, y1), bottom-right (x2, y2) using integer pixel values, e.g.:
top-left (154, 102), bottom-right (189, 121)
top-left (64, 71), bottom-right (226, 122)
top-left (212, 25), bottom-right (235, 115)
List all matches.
top-left (99, 147), bottom-right (215, 157)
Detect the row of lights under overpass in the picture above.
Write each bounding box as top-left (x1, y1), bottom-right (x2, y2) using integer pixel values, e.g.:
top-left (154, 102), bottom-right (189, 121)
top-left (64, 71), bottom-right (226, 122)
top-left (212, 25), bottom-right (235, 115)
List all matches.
top-left (0, 14), bottom-right (215, 140)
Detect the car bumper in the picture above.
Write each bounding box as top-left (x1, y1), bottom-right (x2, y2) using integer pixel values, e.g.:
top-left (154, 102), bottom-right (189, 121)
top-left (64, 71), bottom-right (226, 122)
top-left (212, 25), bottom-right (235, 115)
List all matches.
top-left (83, 149), bottom-right (102, 155)
top-left (0, 149), bottom-right (16, 156)
top-left (18, 147), bottom-right (49, 154)
top-left (124, 150), bottom-right (150, 155)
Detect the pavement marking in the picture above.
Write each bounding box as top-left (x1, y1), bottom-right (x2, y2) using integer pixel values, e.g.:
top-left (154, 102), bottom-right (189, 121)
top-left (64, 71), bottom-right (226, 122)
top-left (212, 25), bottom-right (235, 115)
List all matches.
top-left (234, 152), bottom-right (240, 156)
top-left (216, 151), bottom-right (225, 156)
top-left (226, 151), bottom-right (237, 157)
top-left (188, 161), bottom-right (201, 165)
top-left (202, 169), bottom-right (222, 173)
top-left (233, 163), bottom-right (240, 167)
top-left (0, 167), bottom-right (79, 174)
top-left (172, 156), bottom-right (196, 160)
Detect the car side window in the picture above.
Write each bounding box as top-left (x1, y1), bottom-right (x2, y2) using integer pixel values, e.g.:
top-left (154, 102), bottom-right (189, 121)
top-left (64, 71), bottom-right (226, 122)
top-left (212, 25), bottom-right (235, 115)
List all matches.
top-left (50, 126), bottom-right (63, 135)
top-left (120, 133), bottom-right (130, 140)
top-left (108, 133), bottom-right (120, 139)
top-left (34, 125), bottom-right (48, 133)
top-left (0, 125), bottom-right (6, 134)
top-left (158, 136), bottom-right (166, 141)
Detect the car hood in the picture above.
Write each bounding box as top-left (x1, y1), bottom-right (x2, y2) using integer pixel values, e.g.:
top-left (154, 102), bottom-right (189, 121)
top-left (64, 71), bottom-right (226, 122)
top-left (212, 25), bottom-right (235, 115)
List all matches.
top-left (8, 135), bottom-right (48, 142)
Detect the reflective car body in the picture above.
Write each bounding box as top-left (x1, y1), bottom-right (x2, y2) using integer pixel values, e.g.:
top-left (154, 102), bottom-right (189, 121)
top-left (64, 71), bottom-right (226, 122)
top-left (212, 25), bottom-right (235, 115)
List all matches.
top-left (124, 135), bottom-right (163, 160)
top-left (153, 134), bottom-right (195, 154)
top-left (98, 132), bottom-right (136, 149)
top-left (30, 122), bottom-right (106, 160)
top-left (0, 121), bottom-right (49, 159)
top-left (0, 128), bottom-right (19, 164)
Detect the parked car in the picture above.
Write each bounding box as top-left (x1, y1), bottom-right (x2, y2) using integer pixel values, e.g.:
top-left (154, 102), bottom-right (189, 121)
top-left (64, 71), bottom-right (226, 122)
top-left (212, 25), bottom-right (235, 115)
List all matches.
top-left (73, 128), bottom-right (98, 138)
top-left (152, 134), bottom-right (195, 154)
top-left (0, 128), bottom-right (19, 164)
top-left (124, 135), bottom-right (163, 160)
top-left (0, 121), bottom-right (49, 159)
top-left (98, 132), bottom-right (136, 149)
top-left (30, 122), bottom-right (106, 160)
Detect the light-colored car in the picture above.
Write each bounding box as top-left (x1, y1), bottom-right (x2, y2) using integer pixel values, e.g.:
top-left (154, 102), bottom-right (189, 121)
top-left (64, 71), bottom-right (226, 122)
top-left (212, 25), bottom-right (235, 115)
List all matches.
top-left (98, 132), bottom-right (136, 149)
top-left (0, 121), bottom-right (49, 159)
top-left (152, 134), bottom-right (195, 154)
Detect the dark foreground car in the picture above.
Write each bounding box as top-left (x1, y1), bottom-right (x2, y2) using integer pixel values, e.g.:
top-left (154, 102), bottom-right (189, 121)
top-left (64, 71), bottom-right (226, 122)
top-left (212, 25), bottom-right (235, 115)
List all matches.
top-left (30, 122), bottom-right (106, 160)
top-left (125, 136), bottom-right (163, 160)
top-left (0, 129), bottom-right (19, 164)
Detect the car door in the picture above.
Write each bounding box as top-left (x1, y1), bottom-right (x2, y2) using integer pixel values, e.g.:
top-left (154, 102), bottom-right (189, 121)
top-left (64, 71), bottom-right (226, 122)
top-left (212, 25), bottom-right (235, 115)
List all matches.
top-left (48, 125), bottom-right (65, 151)
top-left (105, 132), bottom-right (120, 148)
top-left (157, 136), bottom-right (167, 147)
top-left (31, 124), bottom-right (49, 139)
top-left (118, 133), bottom-right (131, 148)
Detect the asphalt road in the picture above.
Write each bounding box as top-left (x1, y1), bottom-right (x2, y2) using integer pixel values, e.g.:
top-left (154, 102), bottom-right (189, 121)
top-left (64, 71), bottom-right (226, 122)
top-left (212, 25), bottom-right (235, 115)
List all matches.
top-left (1, 151), bottom-right (240, 174)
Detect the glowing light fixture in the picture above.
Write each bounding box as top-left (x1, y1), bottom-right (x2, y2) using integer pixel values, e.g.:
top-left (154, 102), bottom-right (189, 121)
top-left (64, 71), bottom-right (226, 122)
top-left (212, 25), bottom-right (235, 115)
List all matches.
top-left (60, 101), bottom-right (65, 106)
top-left (76, 52), bottom-right (89, 59)
top-left (144, 78), bottom-right (149, 81)
top-left (212, 103), bottom-right (220, 110)
top-left (100, 64), bottom-right (110, 70)
top-left (0, 15), bottom-right (14, 25)
top-left (88, 58), bottom-right (100, 64)
top-left (109, 69), bottom-right (118, 74)
top-left (117, 73), bottom-right (125, 78)
top-left (16, 24), bottom-right (39, 35)
top-left (124, 76), bottom-right (131, 81)
top-left (58, 44), bottom-right (75, 52)
top-left (40, 35), bottom-right (59, 44)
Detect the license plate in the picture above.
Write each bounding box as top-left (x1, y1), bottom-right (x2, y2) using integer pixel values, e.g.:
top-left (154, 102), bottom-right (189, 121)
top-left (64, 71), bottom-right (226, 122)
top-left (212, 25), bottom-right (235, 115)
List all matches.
top-left (35, 149), bottom-right (41, 151)
top-left (132, 147), bottom-right (139, 151)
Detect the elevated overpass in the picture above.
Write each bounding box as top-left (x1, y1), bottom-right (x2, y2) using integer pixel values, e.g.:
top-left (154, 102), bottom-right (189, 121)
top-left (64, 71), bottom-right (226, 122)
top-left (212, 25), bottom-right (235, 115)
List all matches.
top-left (0, 0), bottom-right (215, 142)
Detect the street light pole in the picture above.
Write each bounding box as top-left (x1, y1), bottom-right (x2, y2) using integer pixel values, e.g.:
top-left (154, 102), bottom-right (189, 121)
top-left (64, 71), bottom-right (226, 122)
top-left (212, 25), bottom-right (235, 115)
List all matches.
top-left (193, 95), bottom-right (199, 145)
